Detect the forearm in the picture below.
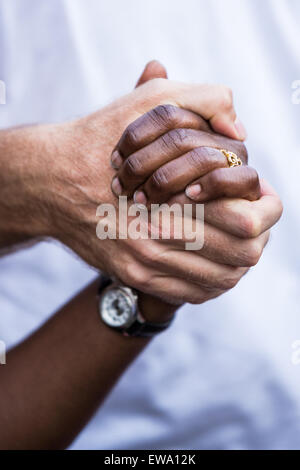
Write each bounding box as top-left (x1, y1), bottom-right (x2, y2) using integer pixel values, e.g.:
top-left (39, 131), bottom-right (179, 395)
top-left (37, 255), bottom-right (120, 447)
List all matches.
top-left (0, 279), bottom-right (176, 450)
top-left (0, 125), bottom-right (53, 252)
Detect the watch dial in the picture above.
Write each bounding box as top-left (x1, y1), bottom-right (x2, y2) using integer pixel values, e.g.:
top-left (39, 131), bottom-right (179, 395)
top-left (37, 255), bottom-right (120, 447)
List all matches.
top-left (101, 288), bottom-right (134, 328)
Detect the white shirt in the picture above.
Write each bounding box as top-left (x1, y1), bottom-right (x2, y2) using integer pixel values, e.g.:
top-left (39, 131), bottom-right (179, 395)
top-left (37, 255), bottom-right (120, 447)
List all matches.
top-left (0, 0), bottom-right (300, 450)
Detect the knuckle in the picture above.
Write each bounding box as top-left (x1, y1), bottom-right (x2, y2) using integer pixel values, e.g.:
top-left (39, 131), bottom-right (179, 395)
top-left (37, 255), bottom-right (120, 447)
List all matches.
top-left (123, 155), bottom-right (144, 178)
top-left (278, 199), bottom-right (284, 220)
top-left (238, 208), bottom-right (262, 239)
top-left (173, 127), bottom-right (189, 142)
top-left (199, 271), bottom-right (240, 292)
top-left (208, 265), bottom-right (245, 291)
top-left (122, 124), bottom-right (140, 150)
top-left (187, 147), bottom-right (206, 168)
top-left (221, 274), bottom-right (240, 290)
top-left (210, 271), bottom-right (240, 291)
top-left (150, 166), bottom-right (170, 191)
top-left (264, 230), bottom-right (271, 247)
top-left (218, 86), bottom-right (234, 110)
top-left (166, 128), bottom-right (190, 150)
top-left (169, 286), bottom-right (204, 305)
top-left (248, 167), bottom-right (260, 190)
top-left (186, 295), bottom-right (205, 305)
top-left (187, 288), bottom-right (223, 304)
top-left (215, 279), bottom-right (234, 291)
top-left (243, 239), bottom-right (263, 267)
top-left (151, 104), bottom-right (179, 126)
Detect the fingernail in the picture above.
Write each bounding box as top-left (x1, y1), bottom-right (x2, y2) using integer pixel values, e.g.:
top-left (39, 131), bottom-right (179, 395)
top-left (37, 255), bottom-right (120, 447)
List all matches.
top-left (134, 190), bottom-right (148, 206)
top-left (185, 184), bottom-right (202, 201)
top-left (111, 177), bottom-right (123, 196)
top-left (234, 118), bottom-right (247, 141)
top-left (111, 150), bottom-right (123, 169)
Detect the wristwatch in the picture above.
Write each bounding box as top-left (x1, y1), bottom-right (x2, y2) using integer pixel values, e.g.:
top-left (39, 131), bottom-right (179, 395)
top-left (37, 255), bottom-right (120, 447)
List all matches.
top-left (98, 276), bottom-right (174, 337)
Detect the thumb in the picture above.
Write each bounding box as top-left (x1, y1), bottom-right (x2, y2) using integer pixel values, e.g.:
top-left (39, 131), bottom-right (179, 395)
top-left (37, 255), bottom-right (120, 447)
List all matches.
top-left (135, 60), bottom-right (168, 88)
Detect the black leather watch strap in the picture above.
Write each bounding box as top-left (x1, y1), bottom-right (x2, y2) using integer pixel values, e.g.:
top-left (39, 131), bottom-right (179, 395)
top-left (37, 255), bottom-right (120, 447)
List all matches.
top-left (124, 313), bottom-right (173, 338)
top-left (98, 274), bottom-right (113, 291)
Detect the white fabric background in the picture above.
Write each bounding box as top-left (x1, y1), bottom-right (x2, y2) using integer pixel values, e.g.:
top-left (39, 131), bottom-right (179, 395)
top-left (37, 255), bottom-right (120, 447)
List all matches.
top-left (0, 0), bottom-right (299, 449)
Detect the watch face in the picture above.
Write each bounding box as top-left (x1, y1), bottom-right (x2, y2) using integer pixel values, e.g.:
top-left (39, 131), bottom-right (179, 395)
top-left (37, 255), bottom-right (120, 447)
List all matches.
top-left (100, 287), bottom-right (136, 328)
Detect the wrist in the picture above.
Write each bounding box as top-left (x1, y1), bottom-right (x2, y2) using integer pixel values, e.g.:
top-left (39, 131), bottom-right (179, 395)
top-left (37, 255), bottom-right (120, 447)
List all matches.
top-left (138, 292), bottom-right (178, 324)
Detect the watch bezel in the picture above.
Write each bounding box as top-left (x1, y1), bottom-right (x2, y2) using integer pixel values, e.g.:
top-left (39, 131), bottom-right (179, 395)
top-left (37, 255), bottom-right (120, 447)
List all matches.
top-left (99, 285), bottom-right (138, 329)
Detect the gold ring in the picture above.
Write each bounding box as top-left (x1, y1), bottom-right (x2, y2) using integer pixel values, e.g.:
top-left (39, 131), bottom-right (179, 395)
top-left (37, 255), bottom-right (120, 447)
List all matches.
top-left (220, 149), bottom-right (243, 168)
